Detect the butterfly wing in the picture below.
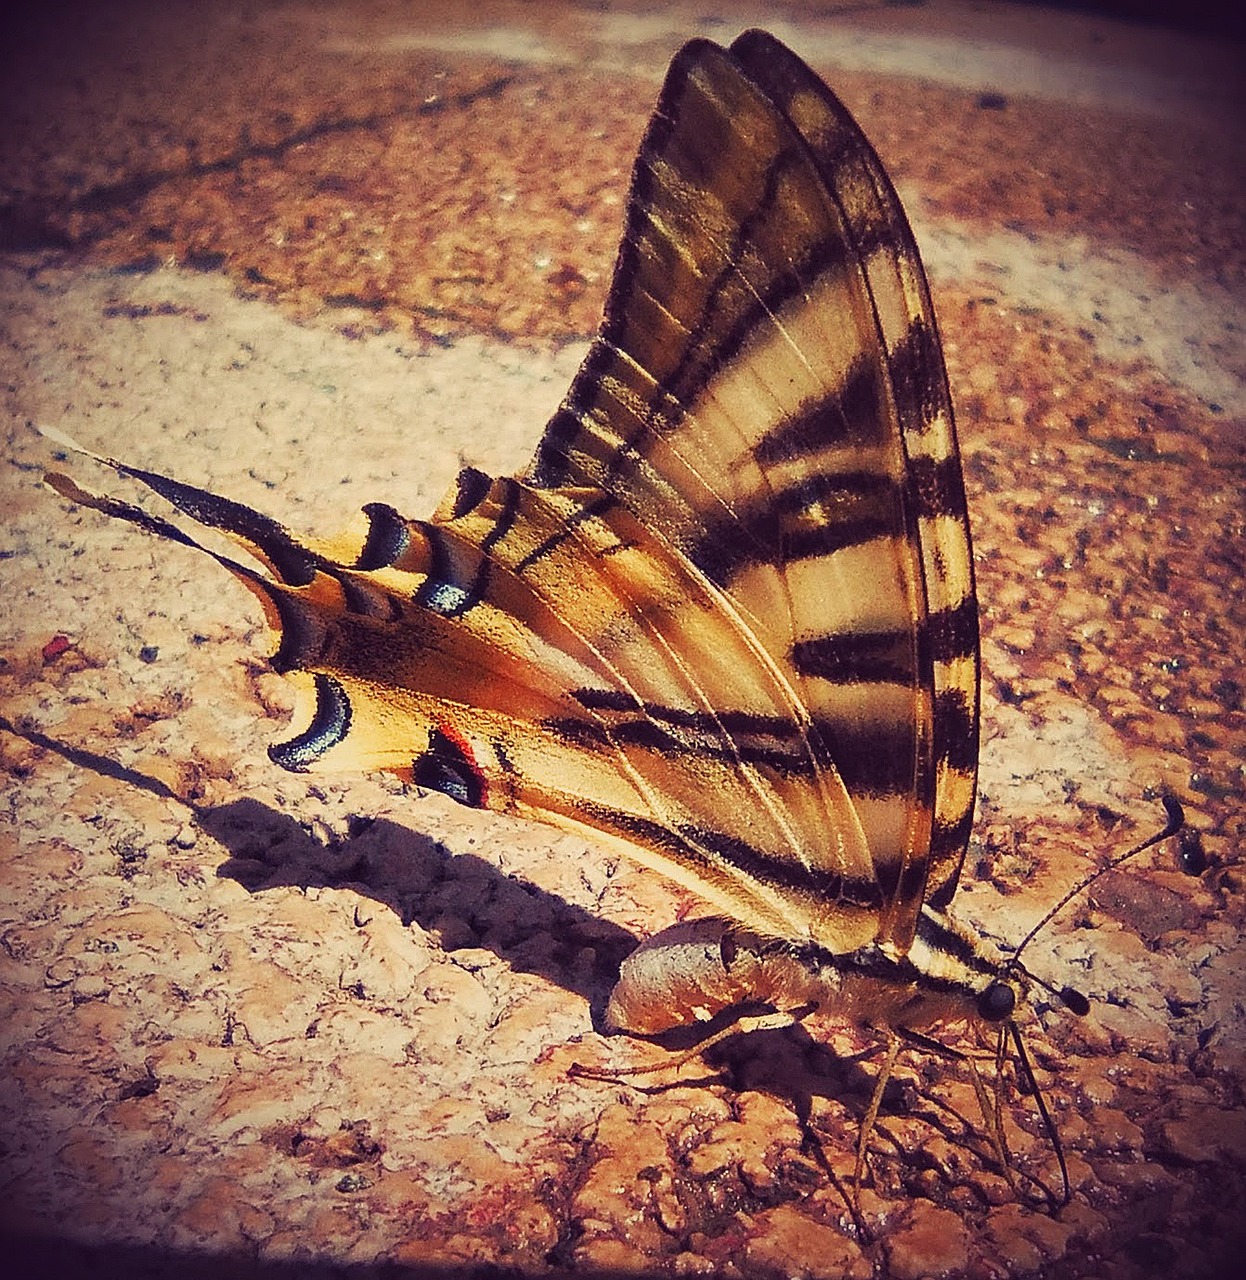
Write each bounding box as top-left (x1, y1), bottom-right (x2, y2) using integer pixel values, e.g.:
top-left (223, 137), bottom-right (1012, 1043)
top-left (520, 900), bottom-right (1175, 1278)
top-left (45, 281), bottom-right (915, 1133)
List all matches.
top-left (530, 33), bottom-right (978, 947)
top-left (728, 31), bottom-right (979, 932)
top-left (45, 34), bottom-right (978, 956)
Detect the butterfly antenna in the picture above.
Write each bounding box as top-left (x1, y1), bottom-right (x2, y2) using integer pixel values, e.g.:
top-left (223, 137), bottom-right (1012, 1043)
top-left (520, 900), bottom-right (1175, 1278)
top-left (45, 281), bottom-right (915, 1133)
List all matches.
top-left (1012, 795), bottom-right (1185, 969)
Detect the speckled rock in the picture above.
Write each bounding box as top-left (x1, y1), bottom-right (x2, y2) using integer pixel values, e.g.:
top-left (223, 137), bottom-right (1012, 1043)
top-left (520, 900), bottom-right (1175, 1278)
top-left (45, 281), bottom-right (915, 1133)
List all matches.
top-left (2, 2), bottom-right (1242, 1279)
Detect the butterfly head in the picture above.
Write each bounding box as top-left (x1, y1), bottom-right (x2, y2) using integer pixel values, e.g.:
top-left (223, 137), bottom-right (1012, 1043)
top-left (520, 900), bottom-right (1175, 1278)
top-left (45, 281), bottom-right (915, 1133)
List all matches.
top-left (906, 903), bottom-right (1091, 1038)
top-left (975, 976), bottom-right (1018, 1023)
top-left (979, 956), bottom-right (1090, 1026)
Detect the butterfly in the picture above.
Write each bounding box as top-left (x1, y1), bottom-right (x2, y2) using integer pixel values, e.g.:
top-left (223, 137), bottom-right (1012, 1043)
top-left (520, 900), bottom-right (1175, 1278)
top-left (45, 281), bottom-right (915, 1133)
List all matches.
top-left (43, 29), bottom-right (1182, 1209)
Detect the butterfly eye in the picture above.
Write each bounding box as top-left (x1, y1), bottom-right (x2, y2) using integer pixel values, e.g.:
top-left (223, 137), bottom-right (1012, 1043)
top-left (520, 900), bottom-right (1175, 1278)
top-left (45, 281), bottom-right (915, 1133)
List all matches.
top-left (978, 981), bottom-right (1016, 1023)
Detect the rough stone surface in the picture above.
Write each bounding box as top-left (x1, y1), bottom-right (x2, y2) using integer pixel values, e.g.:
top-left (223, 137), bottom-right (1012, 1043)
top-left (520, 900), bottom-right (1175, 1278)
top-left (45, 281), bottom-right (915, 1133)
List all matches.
top-left (2, 2), bottom-right (1243, 1278)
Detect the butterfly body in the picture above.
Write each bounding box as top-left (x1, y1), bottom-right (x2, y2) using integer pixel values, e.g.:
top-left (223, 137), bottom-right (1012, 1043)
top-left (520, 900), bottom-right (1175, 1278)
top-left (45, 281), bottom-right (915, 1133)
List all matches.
top-left (602, 907), bottom-right (1012, 1039)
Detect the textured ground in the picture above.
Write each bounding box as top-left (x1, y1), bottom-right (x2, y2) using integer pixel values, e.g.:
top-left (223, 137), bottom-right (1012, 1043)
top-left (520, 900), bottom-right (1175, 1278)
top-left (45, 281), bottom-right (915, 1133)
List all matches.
top-left (1, 2), bottom-right (1244, 1278)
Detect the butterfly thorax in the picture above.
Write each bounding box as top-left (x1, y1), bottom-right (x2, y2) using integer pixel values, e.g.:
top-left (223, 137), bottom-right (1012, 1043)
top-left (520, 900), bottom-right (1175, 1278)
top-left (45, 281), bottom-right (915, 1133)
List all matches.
top-left (604, 910), bottom-right (1016, 1039)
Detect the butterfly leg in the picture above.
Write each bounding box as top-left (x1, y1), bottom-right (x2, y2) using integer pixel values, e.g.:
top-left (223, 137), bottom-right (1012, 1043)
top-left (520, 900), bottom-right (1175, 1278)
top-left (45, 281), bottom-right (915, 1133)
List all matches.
top-left (970, 1025), bottom-right (1018, 1197)
top-left (852, 1030), bottom-right (902, 1209)
top-left (895, 1025), bottom-right (1026, 1202)
top-left (571, 1003), bottom-right (817, 1083)
top-left (851, 1025), bottom-right (1024, 1210)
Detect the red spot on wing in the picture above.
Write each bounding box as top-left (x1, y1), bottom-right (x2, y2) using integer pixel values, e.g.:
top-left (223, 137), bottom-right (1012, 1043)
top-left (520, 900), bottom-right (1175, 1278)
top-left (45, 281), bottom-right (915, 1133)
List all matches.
top-left (432, 719), bottom-right (490, 810)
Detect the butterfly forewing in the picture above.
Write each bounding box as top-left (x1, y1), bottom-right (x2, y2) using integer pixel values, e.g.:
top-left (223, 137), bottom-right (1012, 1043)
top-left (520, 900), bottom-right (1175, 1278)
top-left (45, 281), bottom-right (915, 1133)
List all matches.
top-left (532, 35), bottom-right (974, 948)
top-left (728, 33), bottom-right (980, 924)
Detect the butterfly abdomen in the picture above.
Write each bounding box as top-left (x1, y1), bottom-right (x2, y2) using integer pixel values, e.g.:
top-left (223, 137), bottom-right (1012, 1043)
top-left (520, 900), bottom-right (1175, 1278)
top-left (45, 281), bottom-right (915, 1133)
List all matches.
top-left (604, 909), bottom-right (1006, 1038)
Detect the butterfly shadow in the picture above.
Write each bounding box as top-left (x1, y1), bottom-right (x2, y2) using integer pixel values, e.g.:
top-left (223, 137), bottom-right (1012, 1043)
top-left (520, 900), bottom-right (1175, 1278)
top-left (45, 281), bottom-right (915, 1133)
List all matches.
top-left (198, 795), bottom-right (640, 1018)
top-left (12, 718), bottom-right (1015, 1218)
top-left (0, 713), bottom-right (637, 1017)
top-left (199, 790), bottom-right (1006, 1183)
top-left (196, 791), bottom-right (1008, 1177)
top-left (2, 713), bottom-right (986, 1138)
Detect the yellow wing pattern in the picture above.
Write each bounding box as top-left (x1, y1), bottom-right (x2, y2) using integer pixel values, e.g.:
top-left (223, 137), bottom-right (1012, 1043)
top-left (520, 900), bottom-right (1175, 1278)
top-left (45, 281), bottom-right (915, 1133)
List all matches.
top-left (45, 31), bottom-right (978, 960)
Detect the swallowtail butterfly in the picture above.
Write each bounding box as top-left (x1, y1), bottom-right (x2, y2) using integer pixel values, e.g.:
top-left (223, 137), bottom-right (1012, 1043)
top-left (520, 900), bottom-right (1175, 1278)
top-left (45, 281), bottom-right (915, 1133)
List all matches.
top-left (45, 29), bottom-right (1183, 1207)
